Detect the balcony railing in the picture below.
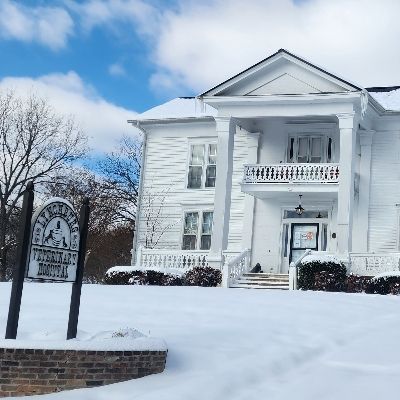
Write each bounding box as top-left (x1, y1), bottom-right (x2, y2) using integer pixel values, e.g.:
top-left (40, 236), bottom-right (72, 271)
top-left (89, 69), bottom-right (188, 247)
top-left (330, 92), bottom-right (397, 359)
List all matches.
top-left (243, 163), bottom-right (340, 184)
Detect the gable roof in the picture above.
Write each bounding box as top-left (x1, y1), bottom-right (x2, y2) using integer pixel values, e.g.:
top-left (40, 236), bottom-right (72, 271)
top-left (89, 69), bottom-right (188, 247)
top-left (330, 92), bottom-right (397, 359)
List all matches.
top-left (200, 49), bottom-right (362, 97)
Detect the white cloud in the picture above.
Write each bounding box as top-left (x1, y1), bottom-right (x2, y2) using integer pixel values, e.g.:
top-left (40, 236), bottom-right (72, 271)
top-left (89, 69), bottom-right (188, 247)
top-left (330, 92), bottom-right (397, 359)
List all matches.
top-left (109, 63), bottom-right (127, 77)
top-left (0, 0), bottom-right (74, 50)
top-left (0, 72), bottom-right (138, 153)
top-left (144, 0), bottom-right (400, 93)
top-left (66, 0), bottom-right (159, 37)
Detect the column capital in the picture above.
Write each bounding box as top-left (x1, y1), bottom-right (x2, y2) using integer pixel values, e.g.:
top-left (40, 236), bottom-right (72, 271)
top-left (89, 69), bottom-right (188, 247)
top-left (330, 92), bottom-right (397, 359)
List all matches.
top-left (214, 116), bottom-right (233, 132)
top-left (337, 112), bottom-right (357, 130)
top-left (359, 130), bottom-right (375, 147)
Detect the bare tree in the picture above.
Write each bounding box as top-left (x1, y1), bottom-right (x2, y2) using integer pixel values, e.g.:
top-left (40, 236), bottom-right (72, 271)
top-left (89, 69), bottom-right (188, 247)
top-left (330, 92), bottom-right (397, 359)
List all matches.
top-left (45, 167), bottom-right (133, 282)
top-left (0, 91), bottom-right (86, 280)
top-left (99, 135), bottom-right (141, 227)
top-left (142, 186), bottom-right (179, 249)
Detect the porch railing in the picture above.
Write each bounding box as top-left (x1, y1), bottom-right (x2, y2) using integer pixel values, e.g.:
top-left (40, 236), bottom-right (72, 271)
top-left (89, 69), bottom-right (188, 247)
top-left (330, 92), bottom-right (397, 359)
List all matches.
top-left (349, 253), bottom-right (400, 276)
top-left (136, 246), bottom-right (211, 273)
top-left (222, 249), bottom-right (251, 288)
top-left (243, 163), bottom-right (340, 184)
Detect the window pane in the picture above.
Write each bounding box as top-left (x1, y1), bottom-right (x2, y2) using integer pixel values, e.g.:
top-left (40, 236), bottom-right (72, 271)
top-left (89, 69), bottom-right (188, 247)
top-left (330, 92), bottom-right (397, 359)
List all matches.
top-left (297, 137), bottom-right (308, 163)
top-left (327, 138), bottom-right (333, 162)
top-left (202, 212), bottom-right (213, 234)
top-left (200, 235), bottom-right (211, 250)
top-left (208, 144), bottom-right (217, 164)
top-left (184, 212), bottom-right (198, 235)
top-left (310, 137), bottom-right (322, 163)
top-left (282, 224), bottom-right (289, 258)
top-left (190, 145), bottom-right (204, 165)
top-left (183, 235), bottom-right (197, 250)
top-left (288, 137), bottom-right (295, 162)
top-left (187, 166), bottom-right (203, 188)
top-left (205, 165), bottom-right (216, 187)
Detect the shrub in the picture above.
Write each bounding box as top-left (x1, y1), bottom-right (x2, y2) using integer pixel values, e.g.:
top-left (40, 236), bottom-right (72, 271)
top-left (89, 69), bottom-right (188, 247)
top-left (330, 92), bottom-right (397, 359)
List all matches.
top-left (298, 259), bottom-right (346, 292)
top-left (345, 274), bottom-right (371, 293)
top-left (104, 270), bottom-right (144, 285)
top-left (145, 270), bottom-right (167, 285)
top-left (365, 274), bottom-right (400, 295)
top-left (184, 266), bottom-right (222, 287)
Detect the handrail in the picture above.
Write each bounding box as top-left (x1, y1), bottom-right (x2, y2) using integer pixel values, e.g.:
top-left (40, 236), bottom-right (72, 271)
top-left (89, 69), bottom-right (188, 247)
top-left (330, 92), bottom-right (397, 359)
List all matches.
top-left (222, 249), bottom-right (251, 288)
top-left (243, 163), bottom-right (340, 184)
top-left (289, 249), bottom-right (312, 290)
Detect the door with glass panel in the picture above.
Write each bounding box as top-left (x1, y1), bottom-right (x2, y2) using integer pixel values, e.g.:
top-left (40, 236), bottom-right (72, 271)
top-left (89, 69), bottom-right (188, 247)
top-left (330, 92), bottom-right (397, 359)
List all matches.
top-left (288, 135), bottom-right (333, 163)
top-left (289, 223), bottom-right (319, 264)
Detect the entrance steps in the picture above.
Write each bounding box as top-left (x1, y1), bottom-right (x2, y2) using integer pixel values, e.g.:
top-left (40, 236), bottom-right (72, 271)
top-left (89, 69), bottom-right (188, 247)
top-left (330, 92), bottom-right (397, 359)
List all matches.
top-left (230, 273), bottom-right (289, 290)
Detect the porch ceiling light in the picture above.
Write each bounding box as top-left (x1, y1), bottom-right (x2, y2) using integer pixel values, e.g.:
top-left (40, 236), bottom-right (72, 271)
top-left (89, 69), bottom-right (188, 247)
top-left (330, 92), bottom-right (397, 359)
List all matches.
top-left (295, 195), bottom-right (305, 215)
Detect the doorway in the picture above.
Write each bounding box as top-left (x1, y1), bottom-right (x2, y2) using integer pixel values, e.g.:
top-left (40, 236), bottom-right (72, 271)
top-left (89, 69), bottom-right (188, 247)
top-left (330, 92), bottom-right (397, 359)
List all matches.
top-left (289, 223), bottom-right (319, 264)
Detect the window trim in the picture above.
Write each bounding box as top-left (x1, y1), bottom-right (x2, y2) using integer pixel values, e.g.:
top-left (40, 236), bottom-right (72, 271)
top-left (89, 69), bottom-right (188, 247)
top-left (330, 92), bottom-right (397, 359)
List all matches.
top-left (181, 208), bottom-right (214, 250)
top-left (186, 140), bottom-right (217, 190)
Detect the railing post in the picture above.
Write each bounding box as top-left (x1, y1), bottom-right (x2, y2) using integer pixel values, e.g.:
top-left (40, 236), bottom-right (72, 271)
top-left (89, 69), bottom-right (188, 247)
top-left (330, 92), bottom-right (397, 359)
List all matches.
top-left (222, 261), bottom-right (230, 288)
top-left (135, 245), bottom-right (143, 270)
top-left (289, 262), bottom-right (297, 290)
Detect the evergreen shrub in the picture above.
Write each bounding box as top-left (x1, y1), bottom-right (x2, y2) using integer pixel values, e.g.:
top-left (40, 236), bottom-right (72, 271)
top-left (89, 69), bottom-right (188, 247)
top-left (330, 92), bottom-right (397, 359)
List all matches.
top-left (104, 270), bottom-right (144, 285)
top-left (345, 274), bottom-right (371, 293)
top-left (184, 266), bottom-right (222, 287)
top-left (298, 259), bottom-right (346, 292)
top-left (365, 275), bottom-right (400, 295)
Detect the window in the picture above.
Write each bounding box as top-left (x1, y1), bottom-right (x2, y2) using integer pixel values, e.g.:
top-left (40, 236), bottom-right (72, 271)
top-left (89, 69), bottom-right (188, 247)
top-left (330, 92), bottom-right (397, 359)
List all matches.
top-left (182, 211), bottom-right (213, 250)
top-left (187, 143), bottom-right (217, 188)
top-left (287, 135), bottom-right (334, 163)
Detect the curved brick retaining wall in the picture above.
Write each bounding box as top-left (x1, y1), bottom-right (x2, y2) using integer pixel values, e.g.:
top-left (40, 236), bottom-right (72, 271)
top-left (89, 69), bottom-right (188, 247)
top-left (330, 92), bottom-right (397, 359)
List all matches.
top-left (0, 347), bottom-right (167, 397)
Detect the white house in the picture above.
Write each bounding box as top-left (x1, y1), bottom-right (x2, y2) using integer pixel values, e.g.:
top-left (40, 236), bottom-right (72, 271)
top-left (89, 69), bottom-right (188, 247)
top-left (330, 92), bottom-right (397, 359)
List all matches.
top-left (128, 49), bottom-right (400, 288)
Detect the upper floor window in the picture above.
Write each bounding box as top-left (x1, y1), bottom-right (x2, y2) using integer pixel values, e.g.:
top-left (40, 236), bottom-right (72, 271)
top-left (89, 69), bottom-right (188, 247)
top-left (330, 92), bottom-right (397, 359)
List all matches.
top-left (288, 135), bottom-right (334, 163)
top-left (182, 210), bottom-right (213, 250)
top-left (187, 143), bottom-right (217, 189)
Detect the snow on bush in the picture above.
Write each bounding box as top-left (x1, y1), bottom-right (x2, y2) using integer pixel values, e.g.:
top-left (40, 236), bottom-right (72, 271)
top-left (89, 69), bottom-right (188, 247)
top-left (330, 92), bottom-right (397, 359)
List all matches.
top-left (365, 271), bottom-right (400, 295)
top-left (184, 266), bottom-right (222, 287)
top-left (298, 259), bottom-right (346, 292)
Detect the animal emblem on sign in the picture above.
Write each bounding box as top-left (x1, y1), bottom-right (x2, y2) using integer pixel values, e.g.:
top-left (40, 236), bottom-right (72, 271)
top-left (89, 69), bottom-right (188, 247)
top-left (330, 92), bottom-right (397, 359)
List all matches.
top-left (44, 220), bottom-right (69, 248)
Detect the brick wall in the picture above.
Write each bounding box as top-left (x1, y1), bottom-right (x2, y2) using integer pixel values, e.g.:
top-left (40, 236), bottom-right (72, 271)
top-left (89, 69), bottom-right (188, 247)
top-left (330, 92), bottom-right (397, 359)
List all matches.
top-left (0, 348), bottom-right (167, 397)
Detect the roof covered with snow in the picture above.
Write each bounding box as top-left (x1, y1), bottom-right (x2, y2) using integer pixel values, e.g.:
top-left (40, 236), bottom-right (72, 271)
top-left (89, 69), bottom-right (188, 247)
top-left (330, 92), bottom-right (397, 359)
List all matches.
top-left (135, 97), bottom-right (217, 121)
top-left (368, 87), bottom-right (400, 111)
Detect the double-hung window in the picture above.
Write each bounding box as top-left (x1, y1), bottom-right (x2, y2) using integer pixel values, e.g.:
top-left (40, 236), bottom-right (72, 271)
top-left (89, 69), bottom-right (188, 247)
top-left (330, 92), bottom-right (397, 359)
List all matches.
top-left (187, 143), bottom-right (217, 189)
top-left (182, 211), bottom-right (213, 250)
top-left (287, 135), bottom-right (334, 163)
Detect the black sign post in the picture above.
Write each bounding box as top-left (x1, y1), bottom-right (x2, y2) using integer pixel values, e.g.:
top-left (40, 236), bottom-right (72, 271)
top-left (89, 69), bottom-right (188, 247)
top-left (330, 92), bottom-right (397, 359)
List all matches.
top-left (67, 198), bottom-right (90, 340)
top-left (5, 182), bottom-right (35, 339)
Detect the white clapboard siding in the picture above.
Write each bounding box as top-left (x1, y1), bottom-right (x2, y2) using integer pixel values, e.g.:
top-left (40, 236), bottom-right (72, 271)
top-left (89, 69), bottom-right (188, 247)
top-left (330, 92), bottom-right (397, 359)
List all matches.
top-left (368, 130), bottom-right (400, 252)
top-left (227, 129), bottom-right (249, 249)
top-left (137, 123), bottom-right (216, 249)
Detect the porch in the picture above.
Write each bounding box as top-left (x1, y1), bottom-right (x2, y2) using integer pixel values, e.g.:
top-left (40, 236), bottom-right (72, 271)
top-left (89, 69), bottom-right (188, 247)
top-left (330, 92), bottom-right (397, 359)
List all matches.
top-left (134, 247), bottom-right (400, 289)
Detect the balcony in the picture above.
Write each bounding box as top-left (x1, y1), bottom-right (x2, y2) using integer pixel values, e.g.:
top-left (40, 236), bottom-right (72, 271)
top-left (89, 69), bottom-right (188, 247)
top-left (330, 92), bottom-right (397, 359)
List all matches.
top-left (242, 163), bottom-right (340, 198)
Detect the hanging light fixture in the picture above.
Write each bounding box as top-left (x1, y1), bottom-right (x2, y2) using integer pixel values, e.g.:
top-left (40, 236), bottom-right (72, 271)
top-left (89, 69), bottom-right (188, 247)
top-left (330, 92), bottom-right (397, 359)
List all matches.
top-left (295, 194), bottom-right (305, 215)
top-left (316, 211), bottom-right (322, 219)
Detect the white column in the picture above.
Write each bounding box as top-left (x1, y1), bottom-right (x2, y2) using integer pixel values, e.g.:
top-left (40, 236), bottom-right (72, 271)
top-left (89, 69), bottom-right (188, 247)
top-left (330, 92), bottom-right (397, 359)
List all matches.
top-left (353, 130), bottom-right (374, 252)
top-left (210, 117), bottom-right (235, 260)
top-left (337, 112), bottom-right (357, 254)
top-left (241, 131), bottom-right (260, 251)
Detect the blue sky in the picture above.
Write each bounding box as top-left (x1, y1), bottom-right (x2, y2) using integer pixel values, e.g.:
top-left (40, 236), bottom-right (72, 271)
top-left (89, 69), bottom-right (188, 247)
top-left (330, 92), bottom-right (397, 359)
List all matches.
top-left (0, 0), bottom-right (399, 152)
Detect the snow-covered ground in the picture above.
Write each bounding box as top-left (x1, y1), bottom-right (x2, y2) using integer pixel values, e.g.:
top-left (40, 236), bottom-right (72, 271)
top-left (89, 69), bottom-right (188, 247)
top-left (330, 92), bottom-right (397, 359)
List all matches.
top-left (1, 283), bottom-right (400, 399)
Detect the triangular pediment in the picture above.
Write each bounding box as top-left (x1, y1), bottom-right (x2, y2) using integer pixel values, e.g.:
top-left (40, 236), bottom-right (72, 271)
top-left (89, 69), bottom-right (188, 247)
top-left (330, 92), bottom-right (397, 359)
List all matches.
top-left (201, 49), bottom-right (361, 97)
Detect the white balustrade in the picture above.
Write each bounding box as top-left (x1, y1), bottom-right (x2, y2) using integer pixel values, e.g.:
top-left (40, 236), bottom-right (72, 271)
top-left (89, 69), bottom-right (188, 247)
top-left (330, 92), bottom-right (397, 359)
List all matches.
top-left (136, 246), bottom-right (211, 273)
top-left (222, 249), bottom-right (251, 288)
top-left (349, 253), bottom-right (400, 276)
top-left (243, 163), bottom-right (340, 184)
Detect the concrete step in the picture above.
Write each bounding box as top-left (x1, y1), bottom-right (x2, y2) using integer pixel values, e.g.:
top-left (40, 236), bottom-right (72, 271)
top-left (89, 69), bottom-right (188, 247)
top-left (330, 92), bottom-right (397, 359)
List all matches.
top-left (231, 273), bottom-right (290, 290)
top-left (230, 284), bottom-right (289, 290)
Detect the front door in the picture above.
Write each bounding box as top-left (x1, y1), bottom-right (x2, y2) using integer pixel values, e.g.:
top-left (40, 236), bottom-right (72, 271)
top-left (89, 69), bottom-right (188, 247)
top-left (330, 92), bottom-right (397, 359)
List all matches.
top-left (290, 223), bottom-right (319, 264)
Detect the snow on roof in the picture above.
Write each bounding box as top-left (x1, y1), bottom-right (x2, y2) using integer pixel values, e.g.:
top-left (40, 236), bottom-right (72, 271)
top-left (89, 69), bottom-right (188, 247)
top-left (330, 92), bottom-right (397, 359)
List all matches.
top-left (368, 87), bottom-right (400, 111)
top-left (136, 97), bottom-right (217, 121)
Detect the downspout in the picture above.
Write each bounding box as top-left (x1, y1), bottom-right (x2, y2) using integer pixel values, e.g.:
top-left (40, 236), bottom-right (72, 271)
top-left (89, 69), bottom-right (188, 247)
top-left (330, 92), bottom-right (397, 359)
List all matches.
top-left (129, 120), bottom-right (148, 265)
